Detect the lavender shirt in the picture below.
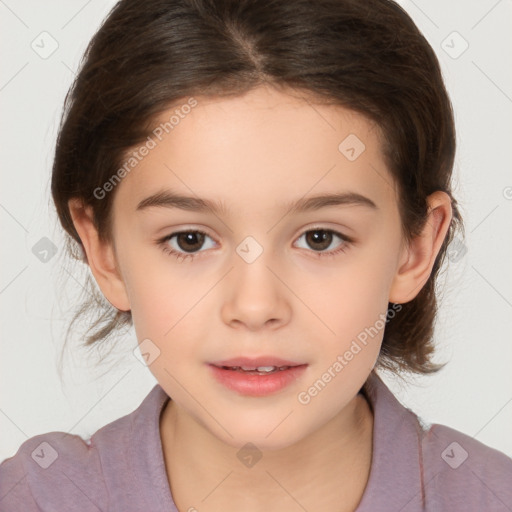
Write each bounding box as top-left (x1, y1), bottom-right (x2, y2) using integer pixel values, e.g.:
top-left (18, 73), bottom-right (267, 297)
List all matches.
top-left (1, 372), bottom-right (511, 511)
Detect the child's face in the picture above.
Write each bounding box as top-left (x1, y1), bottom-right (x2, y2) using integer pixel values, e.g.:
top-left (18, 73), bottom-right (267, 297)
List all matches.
top-left (108, 85), bottom-right (409, 448)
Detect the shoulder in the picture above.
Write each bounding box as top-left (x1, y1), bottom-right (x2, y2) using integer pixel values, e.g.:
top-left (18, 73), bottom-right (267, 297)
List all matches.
top-left (0, 430), bottom-right (107, 512)
top-left (419, 420), bottom-right (512, 510)
top-left (0, 384), bottom-right (171, 512)
top-left (361, 372), bottom-right (512, 511)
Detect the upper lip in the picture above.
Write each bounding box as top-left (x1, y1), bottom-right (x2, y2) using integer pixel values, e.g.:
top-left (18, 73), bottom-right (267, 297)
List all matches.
top-left (209, 356), bottom-right (306, 368)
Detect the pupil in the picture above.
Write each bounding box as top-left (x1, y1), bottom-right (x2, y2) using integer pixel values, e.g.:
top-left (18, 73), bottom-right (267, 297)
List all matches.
top-left (178, 232), bottom-right (204, 252)
top-left (308, 230), bottom-right (331, 250)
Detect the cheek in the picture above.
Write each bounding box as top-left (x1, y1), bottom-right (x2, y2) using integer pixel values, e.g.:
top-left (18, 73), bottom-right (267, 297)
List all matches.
top-left (126, 264), bottom-right (205, 385)
top-left (309, 247), bottom-right (398, 370)
top-left (120, 242), bottom-right (199, 331)
top-left (323, 252), bottom-right (396, 325)
top-left (297, 270), bottom-right (391, 410)
top-left (121, 249), bottom-right (210, 371)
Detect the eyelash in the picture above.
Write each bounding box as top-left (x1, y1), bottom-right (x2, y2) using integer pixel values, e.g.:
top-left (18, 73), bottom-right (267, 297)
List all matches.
top-left (156, 227), bottom-right (353, 262)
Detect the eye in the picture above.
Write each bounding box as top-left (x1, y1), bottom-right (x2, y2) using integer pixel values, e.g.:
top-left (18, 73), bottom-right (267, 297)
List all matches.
top-left (157, 227), bottom-right (352, 262)
top-left (157, 229), bottom-right (216, 262)
top-left (294, 228), bottom-right (352, 258)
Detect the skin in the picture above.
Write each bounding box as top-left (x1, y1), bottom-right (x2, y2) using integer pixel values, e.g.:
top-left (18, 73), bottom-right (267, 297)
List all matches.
top-left (69, 84), bottom-right (452, 512)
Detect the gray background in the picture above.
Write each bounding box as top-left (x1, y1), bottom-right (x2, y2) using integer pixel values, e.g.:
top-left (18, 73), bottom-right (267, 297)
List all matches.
top-left (1, 0), bottom-right (511, 461)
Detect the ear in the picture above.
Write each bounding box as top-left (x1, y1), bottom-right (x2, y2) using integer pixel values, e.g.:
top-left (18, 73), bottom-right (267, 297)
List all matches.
top-left (389, 191), bottom-right (453, 304)
top-left (68, 198), bottom-right (131, 312)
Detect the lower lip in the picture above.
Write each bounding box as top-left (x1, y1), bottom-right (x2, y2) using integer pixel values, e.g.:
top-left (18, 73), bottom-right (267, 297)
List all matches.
top-left (208, 364), bottom-right (308, 397)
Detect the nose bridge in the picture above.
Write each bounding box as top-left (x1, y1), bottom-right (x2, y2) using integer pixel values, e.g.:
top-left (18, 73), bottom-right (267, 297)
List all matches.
top-left (220, 233), bottom-right (291, 329)
top-left (234, 233), bottom-right (281, 298)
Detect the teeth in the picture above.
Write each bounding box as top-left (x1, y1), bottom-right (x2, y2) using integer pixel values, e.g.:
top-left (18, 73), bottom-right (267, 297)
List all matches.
top-left (243, 366), bottom-right (276, 372)
top-left (222, 365), bottom-right (291, 373)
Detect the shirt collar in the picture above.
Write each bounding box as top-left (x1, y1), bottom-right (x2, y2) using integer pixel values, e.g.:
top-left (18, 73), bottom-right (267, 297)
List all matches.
top-left (356, 371), bottom-right (424, 511)
top-left (132, 370), bottom-right (425, 511)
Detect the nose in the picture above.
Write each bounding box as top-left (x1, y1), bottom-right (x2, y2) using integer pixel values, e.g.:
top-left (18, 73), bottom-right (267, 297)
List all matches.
top-left (220, 248), bottom-right (292, 331)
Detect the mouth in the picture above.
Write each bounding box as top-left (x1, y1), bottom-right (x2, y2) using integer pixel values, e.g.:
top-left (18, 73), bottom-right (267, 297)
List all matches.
top-left (207, 356), bottom-right (308, 396)
top-left (213, 365), bottom-right (300, 375)
top-left (209, 356), bottom-right (306, 369)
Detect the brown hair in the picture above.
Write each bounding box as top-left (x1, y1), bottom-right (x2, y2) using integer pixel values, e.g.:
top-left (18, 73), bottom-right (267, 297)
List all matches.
top-left (51, 0), bottom-right (464, 375)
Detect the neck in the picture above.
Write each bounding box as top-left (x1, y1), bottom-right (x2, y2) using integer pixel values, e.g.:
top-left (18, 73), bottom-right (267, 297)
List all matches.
top-left (160, 390), bottom-right (374, 512)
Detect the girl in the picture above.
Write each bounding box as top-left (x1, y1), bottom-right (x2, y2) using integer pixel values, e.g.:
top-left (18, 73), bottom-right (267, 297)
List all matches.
top-left (1, 0), bottom-right (511, 510)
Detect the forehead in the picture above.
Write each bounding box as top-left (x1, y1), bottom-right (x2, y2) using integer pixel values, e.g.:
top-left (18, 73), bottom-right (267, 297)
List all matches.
top-left (114, 85), bottom-right (397, 214)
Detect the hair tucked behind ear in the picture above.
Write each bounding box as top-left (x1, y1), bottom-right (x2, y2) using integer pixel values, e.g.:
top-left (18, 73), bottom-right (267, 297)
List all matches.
top-left (51, 0), bottom-right (464, 376)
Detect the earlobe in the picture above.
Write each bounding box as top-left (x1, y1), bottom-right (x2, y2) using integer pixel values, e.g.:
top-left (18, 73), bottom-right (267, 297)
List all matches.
top-left (389, 191), bottom-right (453, 304)
top-left (68, 198), bottom-right (131, 312)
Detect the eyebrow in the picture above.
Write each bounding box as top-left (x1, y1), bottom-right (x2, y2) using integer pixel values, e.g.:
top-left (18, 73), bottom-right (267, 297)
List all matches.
top-left (135, 189), bottom-right (378, 215)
